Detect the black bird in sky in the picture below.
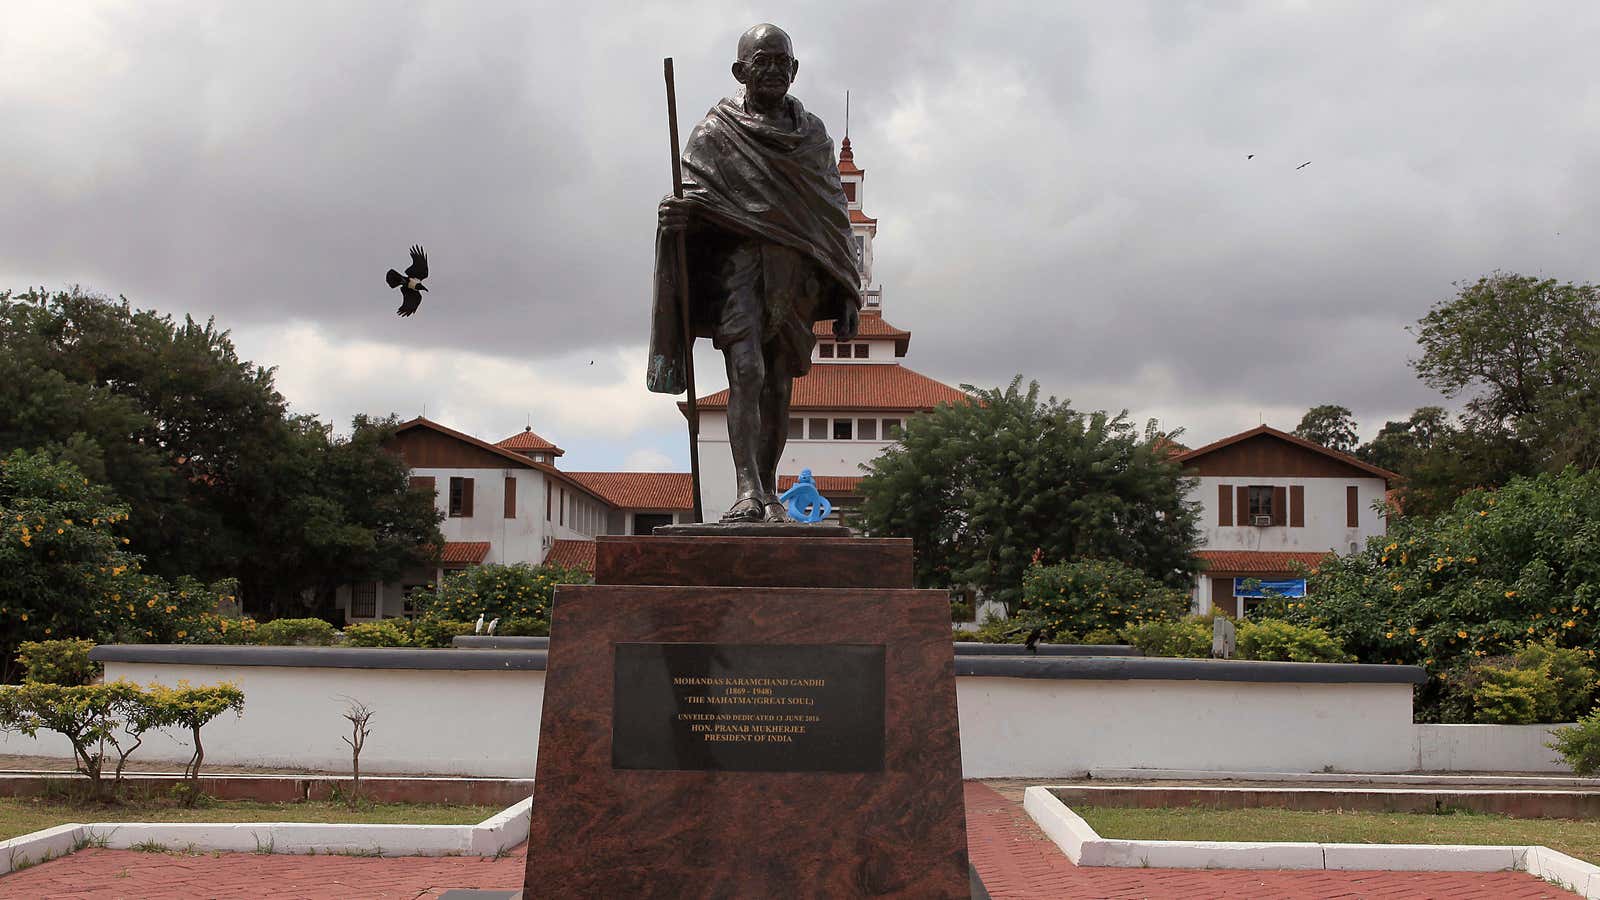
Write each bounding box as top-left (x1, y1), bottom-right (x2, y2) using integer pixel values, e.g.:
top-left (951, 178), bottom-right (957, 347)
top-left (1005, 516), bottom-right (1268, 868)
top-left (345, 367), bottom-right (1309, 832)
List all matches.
top-left (1295, 161), bottom-right (1312, 170)
top-left (385, 245), bottom-right (429, 317)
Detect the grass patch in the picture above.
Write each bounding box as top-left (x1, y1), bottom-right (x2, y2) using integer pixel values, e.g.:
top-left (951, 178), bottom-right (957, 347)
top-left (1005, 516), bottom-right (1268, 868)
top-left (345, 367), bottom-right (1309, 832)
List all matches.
top-left (1073, 804), bottom-right (1600, 866)
top-left (0, 797), bottom-right (499, 842)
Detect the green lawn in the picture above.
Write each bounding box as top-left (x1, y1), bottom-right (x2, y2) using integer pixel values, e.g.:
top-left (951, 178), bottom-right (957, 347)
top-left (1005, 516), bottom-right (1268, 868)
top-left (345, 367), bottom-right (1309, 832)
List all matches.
top-left (1074, 804), bottom-right (1600, 866)
top-left (0, 797), bottom-right (500, 842)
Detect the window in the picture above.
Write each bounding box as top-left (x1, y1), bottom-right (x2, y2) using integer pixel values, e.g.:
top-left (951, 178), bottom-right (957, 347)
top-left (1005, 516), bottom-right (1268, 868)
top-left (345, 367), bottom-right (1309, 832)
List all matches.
top-left (448, 477), bottom-right (474, 517)
top-left (633, 513), bottom-right (673, 535)
top-left (1247, 486), bottom-right (1274, 522)
top-left (853, 344), bottom-right (869, 359)
top-left (504, 477), bottom-right (517, 518)
top-left (843, 181), bottom-right (857, 202)
top-left (352, 582), bottom-right (377, 619)
top-left (857, 418), bottom-right (877, 440)
top-left (882, 418), bottom-right (903, 439)
top-left (808, 418), bottom-right (828, 439)
top-left (400, 584), bottom-right (427, 618)
top-left (819, 343), bottom-right (834, 358)
top-left (1347, 485), bottom-right (1360, 528)
top-left (545, 481), bottom-right (552, 521)
top-left (533, 453), bottom-right (546, 463)
top-left (409, 476), bottom-right (435, 496)
top-left (788, 418), bottom-right (804, 439)
top-left (833, 419), bottom-right (854, 440)
top-left (560, 488), bottom-right (566, 526)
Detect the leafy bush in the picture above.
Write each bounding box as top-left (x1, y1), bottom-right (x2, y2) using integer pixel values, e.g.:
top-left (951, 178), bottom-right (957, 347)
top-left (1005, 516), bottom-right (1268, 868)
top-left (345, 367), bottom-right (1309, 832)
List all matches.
top-left (16, 639), bottom-right (99, 685)
top-left (254, 618), bottom-right (338, 646)
top-left (409, 563), bottom-right (590, 636)
top-left (341, 621), bottom-right (411, 648)
top-left (1550, 710), bottom-right (1600, 775)
top-left (409, 618), bottom-right (474, 649)
top-left (1082, 628), bottom-right (1122, 645)
top-left (140, 680), bottom-right (245, 805)
top-left (1471, 665), bottom-right (1559, 724)
top-left (0, 680), bottom-right (152, 800)
top-left (1290, 469), bottom-right (1600, 719)
top-left (498, 617), bottom-right (550, 637)
top-left (1121, 618), bottom-right (1211, 658)
top-left (1515, 642), bottom-right (1596, 722)
top-left (1236, 619), bottom-right (1351, 663)
top-left (1018, 559), bottom-right (1192, 643)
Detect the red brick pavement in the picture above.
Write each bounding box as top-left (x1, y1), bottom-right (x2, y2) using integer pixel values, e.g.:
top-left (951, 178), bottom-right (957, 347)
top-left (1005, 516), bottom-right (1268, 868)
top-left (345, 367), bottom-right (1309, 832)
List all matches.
top-left (0, 783), bottom-right (1577, 899)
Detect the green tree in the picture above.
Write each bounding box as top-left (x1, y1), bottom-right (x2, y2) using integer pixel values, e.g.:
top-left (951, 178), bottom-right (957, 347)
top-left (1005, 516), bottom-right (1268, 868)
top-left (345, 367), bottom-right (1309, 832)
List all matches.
top-left (1293, 404), bottom-right (1360, 453)
top-left (0, 289), bottom-right (441, 615)
top-left (857, 377), bottom-right (1201, 612)
top-left (1413, 272), bottom-right (1600, 471)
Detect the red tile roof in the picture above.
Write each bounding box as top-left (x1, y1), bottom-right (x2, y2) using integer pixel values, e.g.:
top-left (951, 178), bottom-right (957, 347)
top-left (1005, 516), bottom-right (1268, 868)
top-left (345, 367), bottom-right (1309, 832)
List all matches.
top-left (440, 541), bottom-right (491, 566)
top-left (543, 539), bottom-right (595, 572)
top-left (777, 474), bottom-right (863, 496)
top-left (1195, 550), bottom-right (1332, 575)
top-left (1176, 425), bottom-right (1399, 484)
top-left (813, 313), bottom-right (910, 355)
top-left (849, 208), bottom-right (877, 225)
top-left (837, 136), bottom-right (863, 176)
top-left (688, 364), bottom-right (967, 413)
top-left (565, 472), bottom-right (694, 510)
top-left (495, 427), bottom-right (564, 457)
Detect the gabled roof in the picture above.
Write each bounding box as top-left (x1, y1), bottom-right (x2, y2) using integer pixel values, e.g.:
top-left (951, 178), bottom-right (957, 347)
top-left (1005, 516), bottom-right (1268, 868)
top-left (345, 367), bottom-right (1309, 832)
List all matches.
top-left (777, 474), bottom-right (863, 496)
top-left (687, 364), bottom-right (967, 414)
top-left (565, 472), bottom-right (693, 510)
top-left (439, 541), bottom-right (491, 566)
top-left (1176, 425), bottom-right (1399, 484)
top-left (390, 417), bottom-right (611, 506)
top-left (813, 312), bottom-right (910, 356)
top-left (495, 427), bottom-right (564, 458)
top-left (1195, 549), bottom-right (1332, 575)
top-left (544, 539), bottom-right (596, 573)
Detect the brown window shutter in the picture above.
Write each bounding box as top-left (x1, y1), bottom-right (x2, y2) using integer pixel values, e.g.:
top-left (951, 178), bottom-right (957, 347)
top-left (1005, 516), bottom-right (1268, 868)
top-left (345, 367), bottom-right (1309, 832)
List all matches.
top-left (1237, 486), bottom-right (1249, 525)
top-left (1213, 577), bottom-right (1239, 617)
top-left (1271, 486), bottom-right (1287, 526)
top-left (409, 476), bottom-right (435, 494)
top-left (1347, 485), bottom-right (1360, 527)
top-left (1289, 485), bottom-right (1305, 528)
top-left (504, 477), bottom-right (517, 519)
top-left (461, 478), bottom-right (474, 518)
top-left (1218, 484), bottom-right (1233, 526)
top-left (546, 481), bottom-right (552, 521)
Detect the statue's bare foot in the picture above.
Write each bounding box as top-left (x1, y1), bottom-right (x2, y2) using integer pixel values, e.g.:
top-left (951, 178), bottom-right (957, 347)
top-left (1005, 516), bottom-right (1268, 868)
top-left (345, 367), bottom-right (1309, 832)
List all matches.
top-left (719, 495), bottom-right (764, 523)
top-left (763, 501), bottom-right (789, 523)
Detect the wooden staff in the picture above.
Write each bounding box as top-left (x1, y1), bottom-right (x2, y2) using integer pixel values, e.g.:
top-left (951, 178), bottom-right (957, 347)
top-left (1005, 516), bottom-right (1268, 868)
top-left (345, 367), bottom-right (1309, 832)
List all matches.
top-left (664, 57), bottom-right (703, 523)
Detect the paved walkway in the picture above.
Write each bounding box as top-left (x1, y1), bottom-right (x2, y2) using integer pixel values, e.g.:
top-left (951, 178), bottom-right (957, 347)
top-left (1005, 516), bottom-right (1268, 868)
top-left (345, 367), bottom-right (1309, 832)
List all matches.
top-left (0, 782), bottom-right (1576, 899)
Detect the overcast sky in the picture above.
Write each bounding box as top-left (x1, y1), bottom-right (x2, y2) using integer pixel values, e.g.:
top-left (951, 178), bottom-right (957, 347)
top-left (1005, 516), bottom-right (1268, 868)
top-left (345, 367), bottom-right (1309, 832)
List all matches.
top-left (5, 2), bottom-right (1598, 470)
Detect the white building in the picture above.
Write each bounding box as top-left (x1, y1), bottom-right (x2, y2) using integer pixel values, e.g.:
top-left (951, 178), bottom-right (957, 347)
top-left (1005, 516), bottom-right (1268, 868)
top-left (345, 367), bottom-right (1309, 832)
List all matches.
top-left (1175, 425), bottom-right (1397, 616)
top-left (688, 137), bottom-right (966, 522)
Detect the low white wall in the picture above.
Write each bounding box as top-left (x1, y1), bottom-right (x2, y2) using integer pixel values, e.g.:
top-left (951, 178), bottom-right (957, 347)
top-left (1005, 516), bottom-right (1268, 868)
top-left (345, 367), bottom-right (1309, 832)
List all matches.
top-left (2, 662), bottom-right (1572, 778)
top-left (957, 677), bottom-right (1418, 778)
top-left (1415, 723), bottom-right (1571, 773)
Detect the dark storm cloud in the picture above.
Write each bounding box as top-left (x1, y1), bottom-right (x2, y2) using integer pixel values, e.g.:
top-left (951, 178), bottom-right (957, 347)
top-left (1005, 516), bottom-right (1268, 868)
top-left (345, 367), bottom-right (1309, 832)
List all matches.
top-left (4, 1), bottom-right (1599, 450)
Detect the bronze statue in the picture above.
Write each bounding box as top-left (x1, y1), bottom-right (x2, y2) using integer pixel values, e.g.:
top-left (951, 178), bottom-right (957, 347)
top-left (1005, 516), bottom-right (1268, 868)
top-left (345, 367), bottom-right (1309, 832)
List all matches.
top-left (648, 23), bottom-right (861, 524)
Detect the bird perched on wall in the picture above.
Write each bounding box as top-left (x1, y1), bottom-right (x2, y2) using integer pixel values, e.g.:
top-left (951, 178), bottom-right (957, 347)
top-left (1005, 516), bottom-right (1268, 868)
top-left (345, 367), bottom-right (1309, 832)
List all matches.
top-left (385, 245), bottom-right (429, 316)
top-left (486, 617), bottom-right (499, 636)
top-left (474, 613), bottom-right (485, 635)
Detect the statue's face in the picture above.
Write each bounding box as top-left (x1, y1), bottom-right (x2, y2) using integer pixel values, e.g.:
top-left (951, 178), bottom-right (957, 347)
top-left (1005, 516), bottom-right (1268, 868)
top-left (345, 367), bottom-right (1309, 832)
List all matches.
top-left (733, 30), bottom-right (798, 107)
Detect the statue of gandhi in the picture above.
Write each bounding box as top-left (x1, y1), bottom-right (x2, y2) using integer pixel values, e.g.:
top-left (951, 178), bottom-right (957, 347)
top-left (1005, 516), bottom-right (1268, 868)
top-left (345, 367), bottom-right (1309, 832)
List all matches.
top-left (647, 24), bottom-right (862, 523)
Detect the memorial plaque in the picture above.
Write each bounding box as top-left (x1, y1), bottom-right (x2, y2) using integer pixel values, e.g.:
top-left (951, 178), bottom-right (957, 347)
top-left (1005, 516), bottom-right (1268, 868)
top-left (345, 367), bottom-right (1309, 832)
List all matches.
top-left (613, 642), bottom-right (885, 772)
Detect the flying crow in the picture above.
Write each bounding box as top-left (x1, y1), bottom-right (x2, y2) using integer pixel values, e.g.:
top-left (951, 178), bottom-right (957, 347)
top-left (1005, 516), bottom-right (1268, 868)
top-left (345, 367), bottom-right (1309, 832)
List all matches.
top-left (385, 245), bottom-right (429, 316)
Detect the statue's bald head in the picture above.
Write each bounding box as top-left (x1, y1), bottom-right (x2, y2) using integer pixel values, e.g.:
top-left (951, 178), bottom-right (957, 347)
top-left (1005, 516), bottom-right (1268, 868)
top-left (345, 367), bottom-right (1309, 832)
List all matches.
top-left (737, 23), bottom-right (793, 60)
top-left (732, 23), bottom-right (799, 110)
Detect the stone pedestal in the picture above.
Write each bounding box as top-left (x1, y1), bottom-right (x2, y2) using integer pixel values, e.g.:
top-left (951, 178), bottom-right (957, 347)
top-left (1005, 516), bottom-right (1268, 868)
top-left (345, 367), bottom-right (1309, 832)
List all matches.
top-left (523, 536), bottom-right (968, 899)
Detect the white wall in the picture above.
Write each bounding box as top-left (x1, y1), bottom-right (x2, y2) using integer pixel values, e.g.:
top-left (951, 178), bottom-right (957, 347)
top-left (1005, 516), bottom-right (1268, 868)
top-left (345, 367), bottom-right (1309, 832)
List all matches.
top-left (1190, 475), bottom-right (1387, 555)
top-left (957, 677), bottom-right (1418, 777)
top-left (698, 408), bottom-right (900, 517)
top-left (11, 661), bottom-right (1540, 779)
top-left (1415, 723), bottom-right (1572, 773)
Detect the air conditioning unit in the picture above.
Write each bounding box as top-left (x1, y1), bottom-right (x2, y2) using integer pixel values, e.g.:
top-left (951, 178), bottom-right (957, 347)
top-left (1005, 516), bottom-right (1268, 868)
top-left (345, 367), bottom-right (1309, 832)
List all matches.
top-left (1252, 515), bottom-right (1272, 527)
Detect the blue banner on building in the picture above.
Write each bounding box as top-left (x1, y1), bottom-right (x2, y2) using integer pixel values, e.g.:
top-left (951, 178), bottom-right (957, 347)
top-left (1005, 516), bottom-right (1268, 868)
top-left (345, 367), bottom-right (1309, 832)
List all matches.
top-left (1233, 578), bottom-right (1307, 599)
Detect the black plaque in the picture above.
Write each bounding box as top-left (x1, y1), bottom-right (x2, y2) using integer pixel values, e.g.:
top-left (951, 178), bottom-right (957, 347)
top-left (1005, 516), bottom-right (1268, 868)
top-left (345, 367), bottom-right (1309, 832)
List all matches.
top-left (612, 643), bottom-right (885, 772)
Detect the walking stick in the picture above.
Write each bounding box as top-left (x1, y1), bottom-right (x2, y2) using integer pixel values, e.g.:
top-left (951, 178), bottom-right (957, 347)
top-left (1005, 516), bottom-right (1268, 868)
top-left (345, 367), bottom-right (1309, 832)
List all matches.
top-left (664, 58), bottom-right (704, 523)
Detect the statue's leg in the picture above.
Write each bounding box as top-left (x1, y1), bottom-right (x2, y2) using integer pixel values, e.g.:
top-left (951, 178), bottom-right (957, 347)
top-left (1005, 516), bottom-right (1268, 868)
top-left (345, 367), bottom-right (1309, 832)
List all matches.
top-left (721, 335), bottom-right (767, 522)
top-left (758, 364), bottom-right (793, 522)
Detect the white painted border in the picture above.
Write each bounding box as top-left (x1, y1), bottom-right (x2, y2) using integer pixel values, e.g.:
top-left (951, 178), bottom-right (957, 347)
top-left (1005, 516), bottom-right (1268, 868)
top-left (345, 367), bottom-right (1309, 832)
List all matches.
top-left (1089, 767), bottom-right (1600, 788)
top-left (1022, 785), bottom-right (1600, 898)
top-left (0, 796), bottom-right (530, 876)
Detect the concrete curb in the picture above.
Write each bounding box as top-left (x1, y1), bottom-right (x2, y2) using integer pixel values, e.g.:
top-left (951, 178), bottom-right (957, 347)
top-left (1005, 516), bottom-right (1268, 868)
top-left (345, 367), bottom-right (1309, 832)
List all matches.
top-left (0, 798), bottom-right (530, 872)
top-left (1021, 785), bottom-right (1600, 895)
top-left (1089, 767), bottom-right (1596, 787)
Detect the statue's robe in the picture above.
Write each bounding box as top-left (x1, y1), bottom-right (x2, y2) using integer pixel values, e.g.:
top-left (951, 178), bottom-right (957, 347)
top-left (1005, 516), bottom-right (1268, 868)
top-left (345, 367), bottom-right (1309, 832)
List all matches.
top-left (647, 92), bottom-right (862, 395)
